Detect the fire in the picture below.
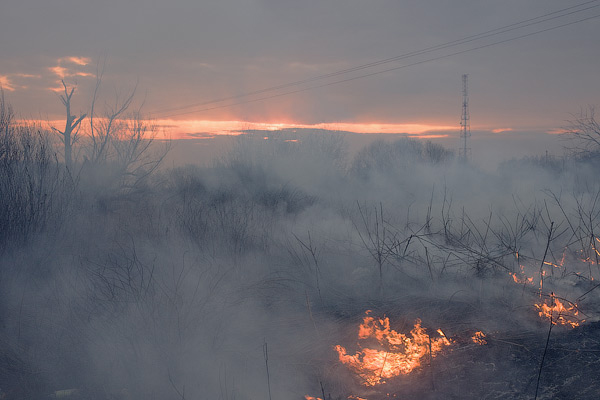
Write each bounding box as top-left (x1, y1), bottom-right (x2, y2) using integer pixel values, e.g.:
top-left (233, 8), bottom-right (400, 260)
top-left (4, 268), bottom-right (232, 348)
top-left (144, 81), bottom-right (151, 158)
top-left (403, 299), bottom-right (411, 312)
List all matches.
top-left (543, 260), bottom-right (562, 268)
top-left (535, 293), bottom-right (583, 328)
top-left (510, 262), bottom-right (534, 285)
top-left (335, 312), bottom-right (452, 386)
top-left (544, 251), bottom-right (566, 269)
top-left (510, 272), bottom-right (533, 285)
top-left (471, 331), bottom-right (487, 345)
top-left (305, 396), bottom-right (367, 400)
top-left (580, 241), bottom-right (600, 265)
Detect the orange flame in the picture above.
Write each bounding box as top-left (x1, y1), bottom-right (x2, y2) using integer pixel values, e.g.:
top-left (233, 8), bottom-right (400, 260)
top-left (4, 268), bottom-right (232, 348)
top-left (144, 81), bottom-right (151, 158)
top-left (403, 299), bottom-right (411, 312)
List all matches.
top-left (543, 251), bottom-right (566, 269)
top-left (510, 263), bottom-right (534, 285)
top-left (510, 272), bottom-right (534, 285)
top-left (471, 331), bottom-right (487, 345)
top-left (305, 396), bottom-right (368, 400)
top-left (543, 261), bottom-right (562, 268)
top-left (535, 294), bottom-right (583, 328)
top-left (335, 312), bottom-right (452, 386)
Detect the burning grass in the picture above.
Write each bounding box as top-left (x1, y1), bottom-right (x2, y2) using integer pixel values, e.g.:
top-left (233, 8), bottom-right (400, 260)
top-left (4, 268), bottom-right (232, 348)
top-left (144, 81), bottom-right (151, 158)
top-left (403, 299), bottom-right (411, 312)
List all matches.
top-left (334, 311), bottom-right (452, 387)
top-left (471, 331), bottom-right (487, 345)
top-left (535, 293), bottom-right (584, 328)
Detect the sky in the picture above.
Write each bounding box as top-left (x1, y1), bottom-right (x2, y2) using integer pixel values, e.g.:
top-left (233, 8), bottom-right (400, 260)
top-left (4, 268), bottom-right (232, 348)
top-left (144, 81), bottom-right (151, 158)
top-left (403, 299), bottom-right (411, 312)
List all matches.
top-left (1, 0), bottom-right (599, 142)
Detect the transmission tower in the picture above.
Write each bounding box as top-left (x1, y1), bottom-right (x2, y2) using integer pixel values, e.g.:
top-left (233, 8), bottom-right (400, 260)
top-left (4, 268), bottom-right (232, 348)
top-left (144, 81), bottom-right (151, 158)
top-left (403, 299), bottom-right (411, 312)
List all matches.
top-left (459, 74), bottom-right (471, 162)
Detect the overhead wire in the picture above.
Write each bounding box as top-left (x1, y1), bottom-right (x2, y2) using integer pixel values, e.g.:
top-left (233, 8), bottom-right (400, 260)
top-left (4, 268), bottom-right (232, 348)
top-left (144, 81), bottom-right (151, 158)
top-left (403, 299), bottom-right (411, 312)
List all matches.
top-left (152, 0), bottom-right (599, 115)
top-left (155, 13), bottom-right (600, 118)
top-left (150, 1), bottom-right (600, 119)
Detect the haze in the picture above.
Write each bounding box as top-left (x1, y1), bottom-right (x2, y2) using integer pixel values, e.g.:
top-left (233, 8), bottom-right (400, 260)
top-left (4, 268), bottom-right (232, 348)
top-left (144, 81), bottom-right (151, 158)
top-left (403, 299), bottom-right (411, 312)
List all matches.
top-left (1, 1), bottom-right (600, 400)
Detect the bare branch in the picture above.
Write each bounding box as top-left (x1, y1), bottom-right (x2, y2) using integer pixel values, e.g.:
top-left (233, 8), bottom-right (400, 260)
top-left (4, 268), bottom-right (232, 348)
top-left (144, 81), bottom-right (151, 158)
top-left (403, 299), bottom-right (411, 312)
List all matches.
top-left (563, 106), bottom-right (600, 158)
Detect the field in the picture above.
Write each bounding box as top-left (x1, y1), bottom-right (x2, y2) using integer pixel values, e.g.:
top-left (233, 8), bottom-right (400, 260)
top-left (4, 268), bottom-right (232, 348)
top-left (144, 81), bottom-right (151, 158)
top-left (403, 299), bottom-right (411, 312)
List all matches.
top-left (1, 112), bottom-right (600, 399)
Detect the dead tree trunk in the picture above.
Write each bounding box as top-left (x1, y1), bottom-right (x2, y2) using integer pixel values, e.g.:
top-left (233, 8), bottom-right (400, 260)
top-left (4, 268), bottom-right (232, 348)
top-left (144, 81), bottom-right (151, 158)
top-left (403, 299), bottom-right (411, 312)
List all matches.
top-left (52, 80), bottom-right (86, 169)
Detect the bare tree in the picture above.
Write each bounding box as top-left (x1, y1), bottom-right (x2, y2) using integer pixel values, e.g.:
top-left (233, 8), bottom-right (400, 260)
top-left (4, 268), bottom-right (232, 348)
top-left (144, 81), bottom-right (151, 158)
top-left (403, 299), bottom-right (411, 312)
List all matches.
top-left (0, 89), bottom-right (13, 134)
top-left (1, 92), bottom-right (67, 249)
top-left (51, 80), bottom-right (86, 170)
top-left (84, 62), bottom-right (168, 189)
top-left (114, 109), bottom-right (169, 188)
top-left (564, 107), bottom-right (600, 159)
top-left (47, 60), bottom-right (168, 193)
top-left (87, 68), bottom-right (136, 164)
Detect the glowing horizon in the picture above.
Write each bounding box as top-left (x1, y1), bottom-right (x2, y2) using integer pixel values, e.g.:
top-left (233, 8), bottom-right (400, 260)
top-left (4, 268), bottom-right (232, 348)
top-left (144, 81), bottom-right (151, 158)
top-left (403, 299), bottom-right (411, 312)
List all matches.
top-left (153, 119), bottom-right (458, 139)
top-left (19, 117), bottom-right (564, 142)
top-left (27, 118), bottom-right (458, 139)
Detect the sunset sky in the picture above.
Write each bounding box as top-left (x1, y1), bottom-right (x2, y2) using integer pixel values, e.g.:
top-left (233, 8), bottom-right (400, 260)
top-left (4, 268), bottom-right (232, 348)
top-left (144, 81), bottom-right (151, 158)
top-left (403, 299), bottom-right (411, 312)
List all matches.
top-left (1, 0), bottom-right (599, 141)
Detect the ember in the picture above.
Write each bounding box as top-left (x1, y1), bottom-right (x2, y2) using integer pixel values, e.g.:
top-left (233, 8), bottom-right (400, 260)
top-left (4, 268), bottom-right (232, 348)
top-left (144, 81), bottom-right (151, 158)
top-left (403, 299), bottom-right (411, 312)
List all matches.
top-left (471, 331), bottom-right (487, 345)
top-left (335, 311), bottom-right (452, 386)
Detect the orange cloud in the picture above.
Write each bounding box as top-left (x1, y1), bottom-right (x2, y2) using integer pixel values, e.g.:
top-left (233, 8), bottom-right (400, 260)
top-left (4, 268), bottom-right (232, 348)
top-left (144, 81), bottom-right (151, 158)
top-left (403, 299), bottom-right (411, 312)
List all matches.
top-left (0, 75), bottom-right (16, 91)
top-left (154, 119), bottom-right (457, 139)
top-left (48, 82), bottom-right (66, 93)
top-left (15, 73), bottom-right (41, 79)
top-left (546, 128), bottom-right (569, 135)
top-left (50, 66), bottom-right (68, 79)
top-left (326, 122), bottom-right (456, 134)
top-left (66, 56), bottom-right (91, 66)
top-left (491, 128), bottom-right (513, 133)
top-left (0, 73), bottom-right (41, 92)
top-left (47, 56), bottom-right (94, 90)
top-left (407, 134), bottom-right (450, 139)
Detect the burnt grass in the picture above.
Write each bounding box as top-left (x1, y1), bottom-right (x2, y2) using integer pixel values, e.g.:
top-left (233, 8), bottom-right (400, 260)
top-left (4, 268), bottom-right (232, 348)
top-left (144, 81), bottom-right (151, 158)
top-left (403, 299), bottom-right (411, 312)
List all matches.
top-left (2, 305), bottom-right (599, 400)
top-left (312, 320), bottom-right (600, 400)
top-left (430, 322), bottom-right (600, 400)
top-left (298, 286), bottom-right (599, 400)
top-left (392, 323), bottom-right (600, 400)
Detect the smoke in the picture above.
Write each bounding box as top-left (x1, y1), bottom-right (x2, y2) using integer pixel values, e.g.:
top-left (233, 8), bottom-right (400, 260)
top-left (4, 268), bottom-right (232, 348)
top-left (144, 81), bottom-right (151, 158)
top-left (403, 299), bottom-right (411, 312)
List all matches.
top-left (1, 126), bottom-right (599, 399)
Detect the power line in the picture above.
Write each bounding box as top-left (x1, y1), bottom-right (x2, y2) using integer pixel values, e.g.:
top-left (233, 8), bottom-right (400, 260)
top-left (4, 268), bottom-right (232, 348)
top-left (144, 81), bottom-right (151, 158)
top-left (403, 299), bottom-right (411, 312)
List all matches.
top-left (152, 0), bottom-right (599, 116)
top-left (156, 13), bottom-right (600, 118)
top-left (151, 1), bottom-right (600, 119)
top-left (459, 74), bottom-right (471, 162)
